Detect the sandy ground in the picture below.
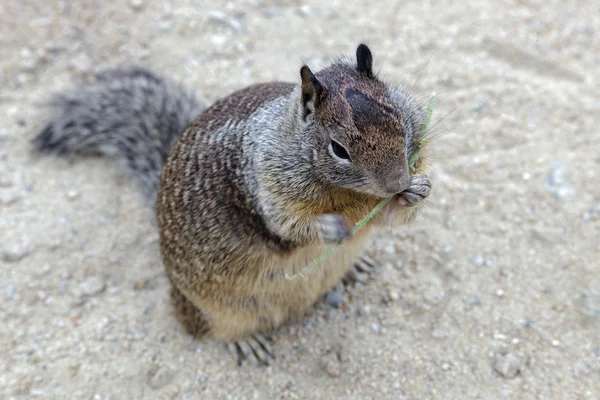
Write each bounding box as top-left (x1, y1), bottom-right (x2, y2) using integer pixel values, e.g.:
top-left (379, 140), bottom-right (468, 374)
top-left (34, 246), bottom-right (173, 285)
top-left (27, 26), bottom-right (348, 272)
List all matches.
top-left (1, 0), bottom-right (599, 399)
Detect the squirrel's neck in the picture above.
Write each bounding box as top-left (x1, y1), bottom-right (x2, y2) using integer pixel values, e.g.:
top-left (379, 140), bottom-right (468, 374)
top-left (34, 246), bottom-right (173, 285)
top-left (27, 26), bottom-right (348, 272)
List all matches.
top-left (246, 88), bottom-right (379, 243)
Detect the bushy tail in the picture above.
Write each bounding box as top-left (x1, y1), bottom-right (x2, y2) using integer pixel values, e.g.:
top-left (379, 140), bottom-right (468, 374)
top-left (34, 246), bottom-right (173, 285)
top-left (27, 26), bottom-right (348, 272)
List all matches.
top-left (33, 68), bottom-right (204, 199)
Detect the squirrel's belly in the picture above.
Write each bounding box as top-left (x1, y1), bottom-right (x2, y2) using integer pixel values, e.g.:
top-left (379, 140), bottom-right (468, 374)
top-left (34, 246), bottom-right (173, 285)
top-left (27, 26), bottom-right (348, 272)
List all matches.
top-left (173, 230), bottom-right (374, 342)
top-left (199, 229), bottom-right (369, 341)
top-left (265, 228), bottom-right (373, 320)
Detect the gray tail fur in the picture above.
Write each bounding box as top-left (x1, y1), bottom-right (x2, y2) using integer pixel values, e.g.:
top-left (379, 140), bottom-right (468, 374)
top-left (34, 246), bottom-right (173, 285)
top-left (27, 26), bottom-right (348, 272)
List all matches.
top-left (33, 68), bottom-right (204, 200)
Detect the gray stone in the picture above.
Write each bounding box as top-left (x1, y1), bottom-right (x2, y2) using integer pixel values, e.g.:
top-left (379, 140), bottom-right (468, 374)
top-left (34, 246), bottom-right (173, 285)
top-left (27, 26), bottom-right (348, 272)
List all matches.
top-left (371, 323), bottom-right (381, 333)
top-left (0, 190), bottom-right (21, 205)
top-left (207, 11), bottom-right (244, 34)
top-left (79, 277), bottom-right (106, 297)
top-left (265, 7), bottom-right (283, 18)
top-left (493, 353), bottom-right (521, 379)
top-left (472, 252), bottom-right (485, 266)
top-left (297, 5), bottom-right (314, 17)
top-left (544, 160), bottom-right (574, 199)
top-left (2, 242), bottom-right (30, 263)
top-left (4, 284), bottom-right (17, 300)
top-left (130, 0), bottom-right (144, 10)
top-left (147, 365), bottom-right (175, 389)
top-left (387, 288), bottom-right (401, 302)
top-left (324, 289), bottom-right (343, 308)
top-left (69, 53), bottom-right (91, 73)
top-left (319, 352), bottom-right (341, 377)
top-left (66, 190), bottom-right (80, 200)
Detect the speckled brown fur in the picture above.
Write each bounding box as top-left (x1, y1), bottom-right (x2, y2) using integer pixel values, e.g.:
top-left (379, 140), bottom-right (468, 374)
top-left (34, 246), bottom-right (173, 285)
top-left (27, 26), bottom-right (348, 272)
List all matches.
top-left (157, 44), bottom-right (431, 346)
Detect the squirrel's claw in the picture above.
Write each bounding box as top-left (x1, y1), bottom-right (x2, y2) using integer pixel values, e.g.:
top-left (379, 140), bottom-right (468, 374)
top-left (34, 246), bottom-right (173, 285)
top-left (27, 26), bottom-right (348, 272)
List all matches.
top-left (227, 334), bottom-right (275, 367)
top-left (343, 254), bottom-right (378, 285)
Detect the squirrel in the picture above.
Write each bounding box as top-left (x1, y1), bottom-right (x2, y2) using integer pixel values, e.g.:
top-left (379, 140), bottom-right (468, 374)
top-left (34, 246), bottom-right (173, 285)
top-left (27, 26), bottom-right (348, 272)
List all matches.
top-left (33, 44), bottom-right (432, 366)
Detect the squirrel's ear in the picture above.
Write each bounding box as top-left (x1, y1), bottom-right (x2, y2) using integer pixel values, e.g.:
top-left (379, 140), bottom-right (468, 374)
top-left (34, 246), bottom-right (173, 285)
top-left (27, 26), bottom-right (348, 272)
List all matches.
top-left (356, 44), bottom-right (374, 77)
top-left (300, 65), bottom-right (326, 117)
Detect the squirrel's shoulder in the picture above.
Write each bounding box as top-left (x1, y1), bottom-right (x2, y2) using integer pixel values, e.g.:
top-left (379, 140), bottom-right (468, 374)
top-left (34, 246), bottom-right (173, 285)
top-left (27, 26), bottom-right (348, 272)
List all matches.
top-left (186, 82), bottom-right (295, 134)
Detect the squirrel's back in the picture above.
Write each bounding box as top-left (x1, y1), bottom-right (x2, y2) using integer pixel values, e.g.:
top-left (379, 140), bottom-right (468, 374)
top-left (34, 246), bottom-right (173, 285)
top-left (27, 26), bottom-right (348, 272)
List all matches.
top-left (33, 68), bottom-right (204, 199)
top-left (158, 82), bottom-right (297, 268)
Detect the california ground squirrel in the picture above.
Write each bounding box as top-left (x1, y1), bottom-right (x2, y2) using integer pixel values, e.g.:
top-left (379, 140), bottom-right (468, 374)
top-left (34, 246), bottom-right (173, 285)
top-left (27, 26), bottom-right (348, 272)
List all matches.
top-left (34, 44), bottom-right (432, 366)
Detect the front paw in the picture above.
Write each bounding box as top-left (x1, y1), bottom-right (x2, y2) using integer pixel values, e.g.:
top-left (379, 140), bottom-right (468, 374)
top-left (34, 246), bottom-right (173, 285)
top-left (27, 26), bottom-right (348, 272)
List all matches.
top-left (397, 174), bottom-right (431, 206)
top-left (316, 214), bottom-right (351, 243)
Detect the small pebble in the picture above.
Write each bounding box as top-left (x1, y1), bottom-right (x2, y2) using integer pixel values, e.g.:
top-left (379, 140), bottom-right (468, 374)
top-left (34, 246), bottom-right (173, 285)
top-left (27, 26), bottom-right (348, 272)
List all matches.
top-left (496, 289), bottom-right (505, 297)
top-left (334, 343), bottom-right (348, 363)
top-left (265, 7), bottom-right (283, 18)
top-left (66, 190), bottom-right (80, 200)
top-left (359, 305), bottom-right (372, 316)
top-left (582, 207), bottom-right (599, 221)
top-left (472, 252), bottom-right (485, 266)
top-left (473, 99), bottom-right (488, 113)
top-left (465, 295), bottom-right (481, 305)
top-left (431, 329), bottom-right (448, 340)
top-left (544, 160), bottom-right (574, 200)
top-left (371, 323), bottom-right (381, 333)
top-left (493, 353), bottom-right (521, 379)
top-left (70, 53), bottom-right (91, 72)
top-left (588, 279), bottom-right (600, 296)
top-left (324, 290), bottom-right (343, 308)
top-left (0, 190), bottom-right (21, 205)
top-left (2, 242), bottom-right (31, 263)
top-left (296, 5), bottom-right (314, 17)
top-left (79, 277), bottom-right (106, 297)
top-left (551, 339), bottom-right (560, 347)
top-left (383, 242), bottom-right (395, 254)
top-left (4, 284), bottom-right (17, 300)
top-left (387, 288), bottom-right (401, 302)
top-left (207, 11), bottom-right (244, 34)
top-left (319, 352), bottom-right (341, 377)
top-left (424, 285), bottom-right (444, 304)
top-left (147, 365), bottom-right (175, 389)
top-left (130, 0), bottom-right (144, 10)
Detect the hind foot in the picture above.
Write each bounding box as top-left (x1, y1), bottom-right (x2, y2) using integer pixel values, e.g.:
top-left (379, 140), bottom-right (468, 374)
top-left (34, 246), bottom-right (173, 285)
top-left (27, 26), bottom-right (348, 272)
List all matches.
top-left (343, 254), bottom-right (379, 285)
top-left (324, 254), bottom-right (380, 308)
top-left (226, 334), bottom-right (275, 367)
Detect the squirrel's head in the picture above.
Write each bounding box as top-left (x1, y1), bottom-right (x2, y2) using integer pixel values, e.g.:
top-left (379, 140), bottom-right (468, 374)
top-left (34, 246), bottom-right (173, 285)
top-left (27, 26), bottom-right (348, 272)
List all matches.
top-left (294, 44), bottom-right (425, 199)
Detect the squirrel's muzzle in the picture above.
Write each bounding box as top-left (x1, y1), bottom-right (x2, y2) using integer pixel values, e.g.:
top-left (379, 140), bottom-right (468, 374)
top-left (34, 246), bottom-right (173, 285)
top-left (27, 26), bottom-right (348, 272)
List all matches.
top-left (382, 172), bottom-right (410, 197)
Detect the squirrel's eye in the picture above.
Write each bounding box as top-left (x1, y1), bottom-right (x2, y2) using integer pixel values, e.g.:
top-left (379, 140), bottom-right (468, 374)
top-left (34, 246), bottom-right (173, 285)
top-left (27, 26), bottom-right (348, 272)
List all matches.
top-left (329, 140), bottom-right (351, 161)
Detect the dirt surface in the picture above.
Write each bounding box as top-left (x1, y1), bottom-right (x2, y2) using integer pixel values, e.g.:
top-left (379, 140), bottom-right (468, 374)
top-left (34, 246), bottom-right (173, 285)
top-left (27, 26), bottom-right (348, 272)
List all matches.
top-left (1, 1), bottom-right (599, 399)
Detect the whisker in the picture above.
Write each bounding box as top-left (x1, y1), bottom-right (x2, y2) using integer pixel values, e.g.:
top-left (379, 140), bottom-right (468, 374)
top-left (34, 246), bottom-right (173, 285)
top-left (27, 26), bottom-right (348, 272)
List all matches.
top-left (423, 130), bottom-right (454, 143)
top-left (408, 53), bottom-right (434, 95)
top-left (423, 105), bottom-right (460, 136)
top-left (376, 49), bottom-right (393, 77)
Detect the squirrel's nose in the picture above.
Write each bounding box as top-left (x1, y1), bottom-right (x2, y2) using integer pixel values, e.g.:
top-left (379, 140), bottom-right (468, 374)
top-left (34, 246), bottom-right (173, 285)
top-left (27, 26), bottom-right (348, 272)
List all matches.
top-left (384, 173), bottom-right (410, 194)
